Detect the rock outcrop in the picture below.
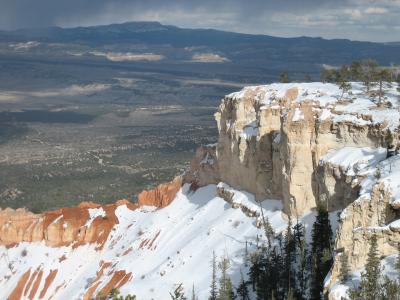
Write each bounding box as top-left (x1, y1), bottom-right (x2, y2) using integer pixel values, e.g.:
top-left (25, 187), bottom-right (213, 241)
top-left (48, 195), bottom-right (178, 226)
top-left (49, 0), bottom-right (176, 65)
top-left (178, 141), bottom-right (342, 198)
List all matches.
top-left (138, 176), bottom-right (183, 207)
top-left (326, 154), bottom-right (400, 297)
top-left (212, 83), bottom-right (395, 216)
top-left (186, 82), bottom-right (400, 297)
top-left (183, 145), bottom-right (219, 189)
top-left (0, 202), bottom-right (124, 248)
top-left (0, 176), bottom-right (182, 248)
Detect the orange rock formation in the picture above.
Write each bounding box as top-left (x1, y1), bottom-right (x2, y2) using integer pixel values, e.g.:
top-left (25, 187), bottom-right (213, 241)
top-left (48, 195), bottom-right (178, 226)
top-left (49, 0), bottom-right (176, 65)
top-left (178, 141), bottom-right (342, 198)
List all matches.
top-left (0, 176), bottom-right (182, 248)
top-left (3, 176), bottom-right (183, 300)
top-left (137, 176), bottom-right (182, 207)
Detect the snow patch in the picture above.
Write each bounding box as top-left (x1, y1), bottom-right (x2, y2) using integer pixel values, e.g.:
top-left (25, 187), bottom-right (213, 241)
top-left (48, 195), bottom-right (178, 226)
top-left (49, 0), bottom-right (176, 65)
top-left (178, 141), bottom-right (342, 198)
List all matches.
top-left (84, 208), bottom-right (106, 228)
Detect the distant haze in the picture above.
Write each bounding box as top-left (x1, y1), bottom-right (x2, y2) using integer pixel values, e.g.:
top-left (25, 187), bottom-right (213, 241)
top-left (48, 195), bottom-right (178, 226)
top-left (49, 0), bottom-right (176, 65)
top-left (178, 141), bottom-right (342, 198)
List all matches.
top-left (0, 0), bottom-right (399, 42)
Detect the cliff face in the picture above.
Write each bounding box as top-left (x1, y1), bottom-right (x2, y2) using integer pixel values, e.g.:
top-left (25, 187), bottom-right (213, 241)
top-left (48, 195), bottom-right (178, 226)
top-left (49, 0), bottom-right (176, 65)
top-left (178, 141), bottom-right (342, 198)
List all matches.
top-left (189, 82), bottom-right (400, 297)
top-left (213, 83), bottom-right (392, 216)
top-left (326, 153), bottom-right (400, 298)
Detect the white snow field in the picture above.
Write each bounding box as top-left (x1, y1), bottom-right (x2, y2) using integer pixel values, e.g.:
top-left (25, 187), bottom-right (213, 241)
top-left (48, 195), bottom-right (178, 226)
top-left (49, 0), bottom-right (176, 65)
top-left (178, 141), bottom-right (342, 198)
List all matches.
top-left (228, 82), bottom-right (400, 130)
top-left (0, 184), bottom-right (292, 300)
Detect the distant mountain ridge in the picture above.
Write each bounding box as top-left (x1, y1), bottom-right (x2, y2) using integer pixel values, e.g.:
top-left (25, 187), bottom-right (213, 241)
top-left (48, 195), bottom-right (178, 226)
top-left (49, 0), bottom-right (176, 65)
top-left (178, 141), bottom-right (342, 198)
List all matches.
top-left (0, 21), bottom-right (399, 85)
top-left (0, 21), bottom-right (399, 65)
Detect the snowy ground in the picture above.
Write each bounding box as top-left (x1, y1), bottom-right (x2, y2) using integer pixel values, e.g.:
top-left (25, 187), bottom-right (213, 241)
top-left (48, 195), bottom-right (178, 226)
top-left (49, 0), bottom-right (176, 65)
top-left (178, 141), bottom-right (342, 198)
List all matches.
top-left (0, 184), bottom-right (287, 299)
top-left (0, 183), bottom-right (342, 299)
top-left (228, 82), bottom-right (400, 131)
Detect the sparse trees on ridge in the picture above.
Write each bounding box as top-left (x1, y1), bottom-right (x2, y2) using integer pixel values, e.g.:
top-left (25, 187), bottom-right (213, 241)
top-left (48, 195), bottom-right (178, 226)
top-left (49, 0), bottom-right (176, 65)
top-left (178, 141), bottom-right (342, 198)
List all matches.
top-left (320, 59), bottom-right (399, 106)
top-left (279, 71), bottom-right (290, 83)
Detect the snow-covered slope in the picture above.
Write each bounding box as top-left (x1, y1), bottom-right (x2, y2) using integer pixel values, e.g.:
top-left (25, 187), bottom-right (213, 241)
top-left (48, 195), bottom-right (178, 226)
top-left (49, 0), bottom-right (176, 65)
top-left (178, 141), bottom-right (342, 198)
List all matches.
top-left (0, 184), bottom-right (290, 299)
top-left (2, 81), bottom-right (400, 299)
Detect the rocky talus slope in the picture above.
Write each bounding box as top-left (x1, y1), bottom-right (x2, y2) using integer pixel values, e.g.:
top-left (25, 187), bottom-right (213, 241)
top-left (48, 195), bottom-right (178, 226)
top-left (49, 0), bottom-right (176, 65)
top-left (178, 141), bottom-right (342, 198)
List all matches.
top-left (1, 82), bottom-right (400, 299)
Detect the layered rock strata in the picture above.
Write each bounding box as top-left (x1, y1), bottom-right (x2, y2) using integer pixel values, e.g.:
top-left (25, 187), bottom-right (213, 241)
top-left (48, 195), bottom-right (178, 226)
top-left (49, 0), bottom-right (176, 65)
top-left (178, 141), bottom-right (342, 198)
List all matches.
top-left (0, 176), bottom-right (182, 248)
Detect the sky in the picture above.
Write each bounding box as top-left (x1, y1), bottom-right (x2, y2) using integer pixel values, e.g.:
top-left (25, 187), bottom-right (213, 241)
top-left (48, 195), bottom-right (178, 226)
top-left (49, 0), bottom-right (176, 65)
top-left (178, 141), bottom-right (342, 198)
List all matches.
top-left (0, 0), bottom-right (399, 42)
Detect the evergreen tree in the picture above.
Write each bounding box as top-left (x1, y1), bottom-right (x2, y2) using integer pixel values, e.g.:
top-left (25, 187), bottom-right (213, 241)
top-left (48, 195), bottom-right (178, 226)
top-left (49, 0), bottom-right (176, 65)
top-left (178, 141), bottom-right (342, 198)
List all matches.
top-left (320, 68), bottom-right (339, 83)
top-left (218, 256), bottom-right (236, 300)
top-left (339, 80), bottom-right (352, 101)
top-left (256, 249), bottom-right (270, 300)
top-left (236, 271), bottom-right (250, 300)
top-left (376, 68), bottom-right (392, 103)
top-left (191, 284), bottom-right (198, 300)
top-left (310, 206), bottom-right (333, 300)
top-left (385, 129), bottom-right (394, 149)
top-left (259, 209), bottom-right (274, 247)
top-left (348, 235), bottom-right (381, 299)
top-left (170, 283), bottom-right (187, 300)
top-left (283, 217), bottom-right (296, 296)
top-left (108, 288), bottom-right (137, 300)
top-left (293, 221), bottom-right (307, 299)
top-left (209, 251), bottom-right (218, 300)
top-left (361, 59), bottom-right (379, 92)
top-left (340, 252), bottom-right (350, 282)
top-left (248, 252), bottom-right (261, 292)
top-left (279, 71), bottom-right (290, 83)
top-left (350, 61), bottom-right (363, 81)
top-left (363, 234), bottom-right (381, 298)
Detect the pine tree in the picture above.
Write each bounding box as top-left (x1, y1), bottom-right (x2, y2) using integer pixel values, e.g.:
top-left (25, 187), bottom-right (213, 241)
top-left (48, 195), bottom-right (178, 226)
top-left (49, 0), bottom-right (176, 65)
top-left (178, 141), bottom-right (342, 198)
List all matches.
top-left (209, 251), bottom-right (218, 300)
top-left (248, 252), bottom-right (261, 292)
top-left (350, 61), bottom-right (363, 81)
top-left (310, 206), bottom-right (333, 300)
top-left (108, 288), bottom-right (137, 300)
top-left (348, 234), bottom-right (381, 300)
top-left (217, 256), bottom-right (235, 300)
top-left (364, 234), bottom-right (381, 299)
top-left (385, 129), bottom-right (394, 150)
top-left (236, 272), bottom-right (250, 300)
top-left (340, 252), bottom-right (350, 282)
top-left (376, 68), bottom-right (391, 104)
top-left (284, 217), bottom-right (296, 297)
top-left (339, 80), bottom-right (351, 101)
top-left (279, 71), bottom-right (290, 83)
top-left (191, 284), bottom-right (198, 300)
top-left (109, 288), bottom-right (120, 299)
top-left (271, 246), bottom-right (285, 300)
top-left (294, 221), bottom-right (307, 298)
top-left (320, 68), bottom-right (339, 83)
top-left (256, 249), bottom-right (270, 300)
top-left (170, 283), bottom-right (187, 300)
top-left (361, 59), bottom-right (379, 92)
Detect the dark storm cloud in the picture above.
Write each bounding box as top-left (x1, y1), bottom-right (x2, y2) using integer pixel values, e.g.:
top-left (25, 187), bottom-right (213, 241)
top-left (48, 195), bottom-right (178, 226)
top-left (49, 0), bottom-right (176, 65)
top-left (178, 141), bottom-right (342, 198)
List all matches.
top-left (0, 0), bottom-right (399, 42)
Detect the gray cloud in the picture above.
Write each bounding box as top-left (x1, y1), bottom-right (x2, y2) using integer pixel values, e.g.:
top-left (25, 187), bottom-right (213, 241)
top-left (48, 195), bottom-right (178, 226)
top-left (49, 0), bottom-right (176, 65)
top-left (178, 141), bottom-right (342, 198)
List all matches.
top-left (0, 0), bottom-right (398, 42)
